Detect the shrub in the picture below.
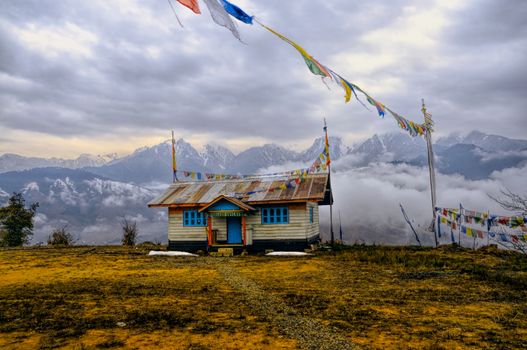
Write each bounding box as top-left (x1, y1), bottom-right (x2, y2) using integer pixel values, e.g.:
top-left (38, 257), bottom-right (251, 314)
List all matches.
top-left (0, 192), bottom-right (39, 246)
top-left (47, 226), bottom-right (75, 246)
top-left (121, 219), bottom-right (138, 246)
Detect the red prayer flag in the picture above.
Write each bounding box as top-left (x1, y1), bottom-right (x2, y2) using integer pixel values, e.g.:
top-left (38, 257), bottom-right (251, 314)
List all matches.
top-left (177, 0), bottom-right (201, 14)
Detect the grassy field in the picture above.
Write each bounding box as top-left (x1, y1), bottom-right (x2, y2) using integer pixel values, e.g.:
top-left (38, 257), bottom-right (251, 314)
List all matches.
top-left (0, 245), bottom-right (526, 349)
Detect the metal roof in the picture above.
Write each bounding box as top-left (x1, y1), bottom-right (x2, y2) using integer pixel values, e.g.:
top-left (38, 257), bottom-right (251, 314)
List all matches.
top-left (148, 173), bottom-right (331, 207)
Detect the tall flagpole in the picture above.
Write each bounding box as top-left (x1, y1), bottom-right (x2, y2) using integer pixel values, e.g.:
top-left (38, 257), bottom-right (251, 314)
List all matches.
top-left (422, 99), bottom-right (438, 246)
top-left (324, 118), bottom-right (334, 247)
top-left (172, 130), bottom-right (178, 183)
top-left (338, 210), bottom-right (343, 242)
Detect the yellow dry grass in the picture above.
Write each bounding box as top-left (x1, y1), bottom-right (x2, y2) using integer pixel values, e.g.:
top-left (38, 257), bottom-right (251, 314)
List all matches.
top-left (0, 245), bottom-right (525, 349)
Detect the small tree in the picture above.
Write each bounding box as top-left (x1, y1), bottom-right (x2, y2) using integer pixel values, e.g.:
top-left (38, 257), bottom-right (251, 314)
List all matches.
top-left (121, 219), bottom-right (138, 246)
top-left (47, 226), bottom-right (75, 246)
top-left (0, 193), bottom-right (39, 247)
top-left (489, 188), bottom-right (527, 215)
top-left (489, 188), bottom-right (527, 254)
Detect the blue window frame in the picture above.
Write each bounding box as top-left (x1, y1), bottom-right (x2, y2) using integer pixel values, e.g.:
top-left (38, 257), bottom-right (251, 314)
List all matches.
top-left (262, 207), bottom-right (289, 224)
top-left (309, 207), bottom-right (314, 223)
top-left (183, 210), bottom-right (207, 227)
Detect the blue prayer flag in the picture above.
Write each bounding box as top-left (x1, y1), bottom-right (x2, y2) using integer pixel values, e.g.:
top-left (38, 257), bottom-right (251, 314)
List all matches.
top-left (220, 0), bottom-right (253, 24)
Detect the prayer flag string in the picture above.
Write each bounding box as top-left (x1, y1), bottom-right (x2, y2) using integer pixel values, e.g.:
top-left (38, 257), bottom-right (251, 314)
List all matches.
top-left (169, 0), bottom-right (430, 137)
top-left (435, 206), bottom-right (527, 244)
top-left (175, 148), bottom-right (330, 183)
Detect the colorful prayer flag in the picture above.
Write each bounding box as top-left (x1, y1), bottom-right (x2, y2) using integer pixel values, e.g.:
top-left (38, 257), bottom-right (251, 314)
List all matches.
top-left (324, 128), bottom-right (331, 166)
top-left (202, 0), bottom-right (241, 41)
top-left (256, 20), bottom-right (327, 78)
top-left (177, 0), bottom-right (201, 14)
top-left (220, 0), bottom-right (253, 24)
top-left (366, 96), bottom-right (386, 118)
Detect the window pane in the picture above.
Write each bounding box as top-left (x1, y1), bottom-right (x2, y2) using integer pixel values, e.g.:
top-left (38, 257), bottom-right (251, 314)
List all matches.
top-left (261, 207), bottom-right (289, 224)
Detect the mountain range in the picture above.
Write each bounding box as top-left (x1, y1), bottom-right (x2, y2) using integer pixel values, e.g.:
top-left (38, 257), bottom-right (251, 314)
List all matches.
top-left (0, 130), bottom-right (526, 244)
top-left (0, 153), bottom-right (119, 173)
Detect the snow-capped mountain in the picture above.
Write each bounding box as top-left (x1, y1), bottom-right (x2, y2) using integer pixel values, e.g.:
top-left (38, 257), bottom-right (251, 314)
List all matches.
top-left (299, 136), bottom-right (347, 163)
top-left (2, 131), bottom-right (526, 185)
top-left (347, 132), bottom-right (527, 179)
top-left (85, 137), bottom-right (344, 183)
top-left (348, 133), bottom-right (427, 164)
top-left (0, 168), bottom-right (165, 245)
top-left (200, 144), bottom-right (235, 171)
top-left (0, 153), bottom-right (119, 173)
top-left (86, 139), bottom-right (208, 185)
top-left (230, 144), bottom-right (300, 174)
top-left (436, 130), bottom-right (527, 152)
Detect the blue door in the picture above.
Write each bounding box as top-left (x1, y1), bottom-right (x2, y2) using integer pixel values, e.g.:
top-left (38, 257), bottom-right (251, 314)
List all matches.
top-left (227, 217), bottom-right (242, 244)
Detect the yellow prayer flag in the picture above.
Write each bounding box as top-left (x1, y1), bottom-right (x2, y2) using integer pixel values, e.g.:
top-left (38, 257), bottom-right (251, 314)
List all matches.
top-left (341, 80), bottom-right (352, 103)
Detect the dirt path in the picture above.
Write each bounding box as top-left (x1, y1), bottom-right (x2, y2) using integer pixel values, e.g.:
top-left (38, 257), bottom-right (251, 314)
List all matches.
top-left (211, 259), bottom-right (361, 350)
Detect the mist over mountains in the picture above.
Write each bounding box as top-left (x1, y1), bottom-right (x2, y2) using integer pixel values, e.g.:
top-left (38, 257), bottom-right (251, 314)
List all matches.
top-left (0, 130), bottom-right (526, 245)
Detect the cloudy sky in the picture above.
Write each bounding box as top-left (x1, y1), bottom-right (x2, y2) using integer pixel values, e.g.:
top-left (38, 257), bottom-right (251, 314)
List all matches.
top-left (1, 0), bottom-right (526, 158)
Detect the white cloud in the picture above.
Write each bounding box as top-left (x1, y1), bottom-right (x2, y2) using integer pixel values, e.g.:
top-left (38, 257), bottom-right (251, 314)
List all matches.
top-left (13, 22), bottom-right (98, 59)
top-left (319, 163), bottom-right (526, 245)
top-left (0, 0), bottom-right (526, 159)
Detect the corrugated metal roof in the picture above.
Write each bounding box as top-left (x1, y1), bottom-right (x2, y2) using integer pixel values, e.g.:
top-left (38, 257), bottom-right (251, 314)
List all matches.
top-left (148, 173), bottom-right (330, 207)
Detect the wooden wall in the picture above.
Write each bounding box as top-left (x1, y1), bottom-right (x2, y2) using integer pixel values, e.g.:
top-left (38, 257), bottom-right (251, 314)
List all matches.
top-left (305, 202), bottom-right (320, 240)
top-left (247, 203), bottom-right (318, 241)
top-left (168, 202), bottom-right (320, 243)
top-left (213, 217), bottom-right (227, 242)
top-left (168, 208), bottom-right (207, 242)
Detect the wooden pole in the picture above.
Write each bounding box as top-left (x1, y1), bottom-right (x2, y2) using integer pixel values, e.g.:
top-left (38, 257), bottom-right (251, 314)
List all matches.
top-left (324, 118), bottom-right (334, 247)
top-left (458, 203), bottom-right (462, 246)
top-left (207, 216), bottom-right (213, 246)
top-left (486, 211), bottom-right (490, 247)
top-left (338, 210), bottom-right (343, 242)
top-left (242, 215), bottom-right (247, 246)
top-left (172, 130), bottom-right (178, 183)
top-left (422, 99), bottom-right (438, 247)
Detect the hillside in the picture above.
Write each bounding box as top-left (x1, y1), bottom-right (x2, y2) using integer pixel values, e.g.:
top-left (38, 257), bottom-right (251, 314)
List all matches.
top-left (0, 245), bottom-right (525, 349)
